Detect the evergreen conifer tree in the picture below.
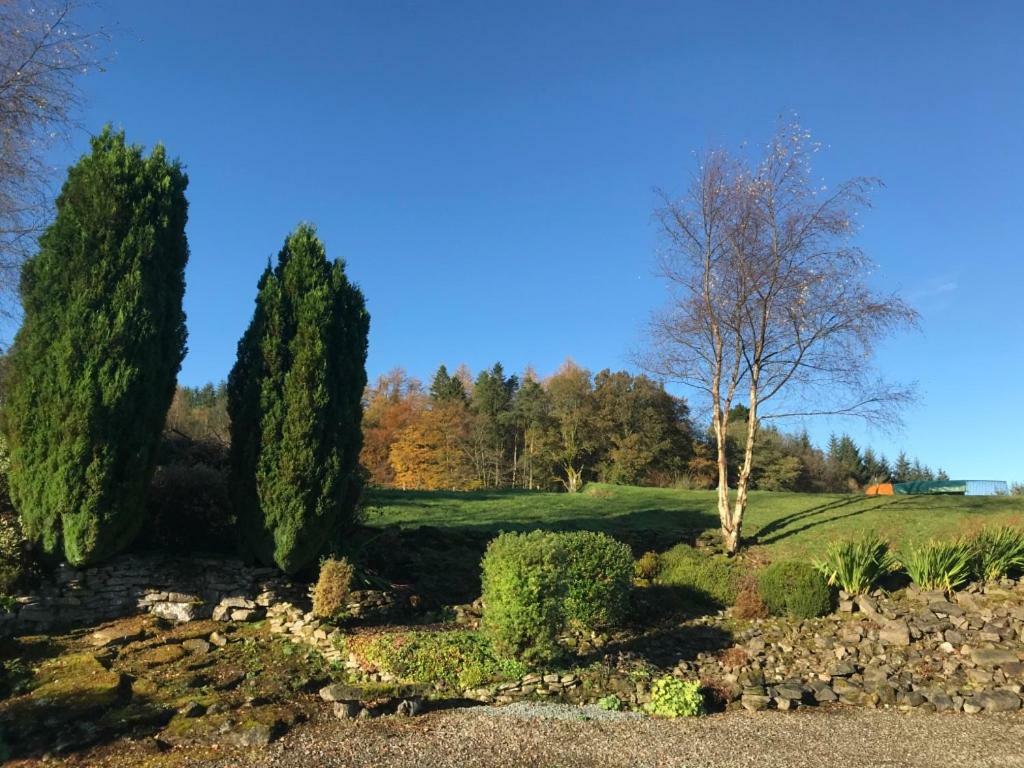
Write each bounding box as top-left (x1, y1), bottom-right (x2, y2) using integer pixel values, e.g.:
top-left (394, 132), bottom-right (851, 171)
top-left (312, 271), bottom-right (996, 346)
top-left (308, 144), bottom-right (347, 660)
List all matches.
top-left (228, 224), bottom-right (368, 574)
top-left (1, 128), bottom-right (189, 565)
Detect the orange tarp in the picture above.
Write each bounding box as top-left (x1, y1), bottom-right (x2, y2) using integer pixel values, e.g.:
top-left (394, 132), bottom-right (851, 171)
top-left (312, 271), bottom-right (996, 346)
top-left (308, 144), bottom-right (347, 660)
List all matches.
top-left (865, 483), bottom-right (894, 496)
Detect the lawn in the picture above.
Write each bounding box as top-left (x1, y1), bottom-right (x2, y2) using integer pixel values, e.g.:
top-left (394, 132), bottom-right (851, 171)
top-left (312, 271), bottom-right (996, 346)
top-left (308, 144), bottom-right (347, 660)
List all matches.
top-left (363, 483), bottom-right (1024, 561)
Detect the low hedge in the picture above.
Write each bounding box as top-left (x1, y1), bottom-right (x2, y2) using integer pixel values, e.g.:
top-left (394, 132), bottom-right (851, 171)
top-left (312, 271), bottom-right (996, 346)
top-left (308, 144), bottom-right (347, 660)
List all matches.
top-left (758, 560), bottom-right (832, 619)
top-left (655, 544), bottom-right (741, 608)
top-left (480, 530), bottom-right (633, 664)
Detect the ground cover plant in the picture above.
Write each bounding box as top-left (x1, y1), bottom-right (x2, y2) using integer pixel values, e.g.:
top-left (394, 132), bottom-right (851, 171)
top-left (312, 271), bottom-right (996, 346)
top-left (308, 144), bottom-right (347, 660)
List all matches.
top-left (346, 629), bottom-right (525, 691)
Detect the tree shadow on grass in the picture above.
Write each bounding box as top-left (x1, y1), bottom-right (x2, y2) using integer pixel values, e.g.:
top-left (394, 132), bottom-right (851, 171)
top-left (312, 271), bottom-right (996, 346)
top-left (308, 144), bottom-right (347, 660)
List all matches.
top-left (752, 497), bottom-right (905, 546)
top-left (347, 509), bottom-right (714, 608)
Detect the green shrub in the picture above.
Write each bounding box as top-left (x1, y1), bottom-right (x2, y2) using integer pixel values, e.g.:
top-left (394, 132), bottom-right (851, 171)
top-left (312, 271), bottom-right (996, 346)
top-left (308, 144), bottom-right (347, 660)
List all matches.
top-left (0, 513), bottom-right (26, 595)
top-left (655, 544), bottom-right (741, 608)
top-left (813, 532), bottom-right (894, 595)
top-left (634, 551), bottom-right (659, 581)
top-left (758, 561), bottom-right (832, 619)
top-left (901, 539), bottom-right (973, 593)
top-left (644, 675), bottom-right (703, 717)
top-left (141, 463), bottom-right (234, 555)
top-left (561, 531), bottom-right (633, 631)
top-left (228, 224), bottom-right (369, 574)
top-left (312, 557), bottom-right (355, 619)
top-left (351, 630), bottom-right (524, 690)
top-left (1, 128), bottom-right (189, 566)
top-left (596, 694), bottom-right (624, 711)
top-left (969, 526), bottom-right (1024, 582)
top-left (480, 530), bottom-right (633, 663)
top-left (480, 531), bottom-right (565, 664)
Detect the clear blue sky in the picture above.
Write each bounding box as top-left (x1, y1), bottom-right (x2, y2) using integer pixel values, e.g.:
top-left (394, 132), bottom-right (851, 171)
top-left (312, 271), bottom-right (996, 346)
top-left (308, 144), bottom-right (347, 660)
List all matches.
top-left (51, 0), bottom-right (1023, 483)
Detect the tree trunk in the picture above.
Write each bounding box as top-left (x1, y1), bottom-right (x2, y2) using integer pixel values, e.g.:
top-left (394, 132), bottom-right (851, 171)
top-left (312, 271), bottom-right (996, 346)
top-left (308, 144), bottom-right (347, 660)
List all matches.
top-left (564, 464), bottom-right (584, 493)
top-left (713, 407), bottom-right (736, 552)
top-left (727, 383), bottom-right (760, 555)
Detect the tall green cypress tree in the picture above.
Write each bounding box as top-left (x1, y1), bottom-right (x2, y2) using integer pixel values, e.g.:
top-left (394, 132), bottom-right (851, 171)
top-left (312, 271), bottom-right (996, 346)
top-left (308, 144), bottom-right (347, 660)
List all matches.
top-left (228, 224), bottom-right (369, 574)
top-left (1, 128), bottom-right (189, 565)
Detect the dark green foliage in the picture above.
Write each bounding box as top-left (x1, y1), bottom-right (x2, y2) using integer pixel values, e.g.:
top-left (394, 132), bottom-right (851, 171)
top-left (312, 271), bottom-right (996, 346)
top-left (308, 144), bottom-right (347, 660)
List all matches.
top-left (969, 526), bottom-right (1024, 582)
top-left (228, 224), bottom-right (369, 574)
top-left (429, 365), bottom-right (467, 403)
top-left (1, 128), bottom-right (188, 565)
top-left (480, 529), bottom-right (633, 663)
top-left (480, 530), bottom-right (565, 664)
top-left (561, 530), bottom-right (633, 630)
top-left (141, 462), bottom-right (233, 555)
top-left (757, 560), bottom-right (833, 619)
top-left (655, 544), bottom-right (742, 608)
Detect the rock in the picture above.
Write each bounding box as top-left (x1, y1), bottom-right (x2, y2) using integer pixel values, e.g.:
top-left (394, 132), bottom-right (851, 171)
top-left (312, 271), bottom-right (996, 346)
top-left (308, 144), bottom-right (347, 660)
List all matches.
top-left (963, 700), bottom-right (983, 714)
top-left (182, 639), bottom-right (211, 655)
top-left (223, 721), bottom-right (275, 748)
top-left (900, 690), bottom-right (926, 708)
top-left (976, 690), bottom-right (1022, 713)
top-left (828, 660), bottom-right (857, 677)
top-left (1002, 662), bottom-right (1024, 678)
top-left (320, 683), bottom-right (367, 702)
top-left (741, 694), bottom-right (771, 711)
top-left (333, 701), bottom-right (361, 719)
top-left (212, 604), bottom-right (232, 622)
top-left (26, 653), bottom-right (126, 714)
top-left (971, 647), bottom-right (1019, 667)
top-left (773, 684), bottom-right (804, 701)
top-left (231, 608), bottom-right (263, 622)
top-left (139, 645), bottom-right (187, 667)
top-left (209, 631), bottom-right (229, 647)
top-left (395, 697), bottom-right (424, 716)
top-left (775, 696), bottom-right (799, 711)
top-left (856, 595), bottom-right (881, 619)
top-left (180, 701), bottom-right (206, 718)
top-left (90, 625), bottom-right (145, 648)
top-left (879, 621), bottom-right (911, 647)
top-left (151, 602), bottom-right (197, 623)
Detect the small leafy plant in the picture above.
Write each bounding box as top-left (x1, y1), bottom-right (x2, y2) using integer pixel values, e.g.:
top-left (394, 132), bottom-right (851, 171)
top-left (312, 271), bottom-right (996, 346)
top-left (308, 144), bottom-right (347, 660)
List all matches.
top-left (901, 539), bottom-right (973, 593)
top-left (644, 675), bottom-right (703, 718)
top-left (969, 526), bottom-right (1024, 582)
top-left (596, 694), bottom-right (624, 711)
top-left (814, 532), bottom-right (894, 595)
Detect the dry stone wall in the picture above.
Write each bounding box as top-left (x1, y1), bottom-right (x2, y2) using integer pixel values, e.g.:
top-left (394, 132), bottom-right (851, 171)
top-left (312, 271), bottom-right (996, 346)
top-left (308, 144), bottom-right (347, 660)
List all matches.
top-left (0, 555), bottom-right (303, 635)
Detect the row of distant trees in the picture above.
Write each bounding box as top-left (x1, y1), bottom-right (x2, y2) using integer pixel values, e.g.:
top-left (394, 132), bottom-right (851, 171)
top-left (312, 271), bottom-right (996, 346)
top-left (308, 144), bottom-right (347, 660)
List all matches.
top-left (172, 370), bottom-right (941, 495)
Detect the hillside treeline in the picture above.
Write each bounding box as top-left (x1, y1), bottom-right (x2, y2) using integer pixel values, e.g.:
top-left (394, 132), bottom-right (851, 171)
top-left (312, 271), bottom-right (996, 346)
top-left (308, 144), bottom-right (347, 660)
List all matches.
top-left (170, 363), bottom-right (945, 494)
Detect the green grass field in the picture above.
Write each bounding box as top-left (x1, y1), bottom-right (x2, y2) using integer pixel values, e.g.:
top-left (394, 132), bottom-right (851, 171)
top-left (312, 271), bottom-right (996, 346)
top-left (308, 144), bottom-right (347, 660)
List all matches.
top-left (363, 483), bottom-right (1024, 560)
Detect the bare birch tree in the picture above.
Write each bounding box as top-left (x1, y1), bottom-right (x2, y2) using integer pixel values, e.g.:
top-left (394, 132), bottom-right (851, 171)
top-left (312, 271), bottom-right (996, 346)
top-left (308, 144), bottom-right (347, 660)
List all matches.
top-left (0, 0), bottom-right (105, 321)
top-left (645, 123), bottom-right (917, 554)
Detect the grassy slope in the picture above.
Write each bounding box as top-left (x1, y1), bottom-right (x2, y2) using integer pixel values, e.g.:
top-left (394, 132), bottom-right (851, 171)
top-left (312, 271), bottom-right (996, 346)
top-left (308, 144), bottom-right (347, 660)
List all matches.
top-left (363, 483), bottom-right (1024, 560)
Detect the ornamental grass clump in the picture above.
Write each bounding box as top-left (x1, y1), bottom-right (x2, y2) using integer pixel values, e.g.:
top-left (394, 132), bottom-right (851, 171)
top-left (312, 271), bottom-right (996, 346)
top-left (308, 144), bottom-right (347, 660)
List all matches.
top-left (901, 539), bottom-right (973, 593)
top-left (312, 557), bottom-right (355, 620)
top-left (813, 532), bottom-right (894, 595)
top-left (969, 526), bottom-right (1024, 583)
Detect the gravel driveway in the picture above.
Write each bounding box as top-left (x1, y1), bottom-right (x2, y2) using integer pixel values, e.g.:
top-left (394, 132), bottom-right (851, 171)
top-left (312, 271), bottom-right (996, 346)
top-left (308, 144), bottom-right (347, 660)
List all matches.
top-left (183, 704), bottom-right (1024, 768)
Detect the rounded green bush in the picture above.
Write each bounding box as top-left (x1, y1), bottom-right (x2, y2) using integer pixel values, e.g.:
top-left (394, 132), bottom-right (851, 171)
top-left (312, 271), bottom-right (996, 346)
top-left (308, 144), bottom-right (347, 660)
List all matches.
top-left (561, 531), bottom-right (633, 631)
top-left (480, 529), bottom-right (633, 664)
top-left (655, 544), bottom-right (741, 608)
top-left (480, 531), bottom-right (565, 664)
top-left (758, 560), bottom-right (833, 619)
